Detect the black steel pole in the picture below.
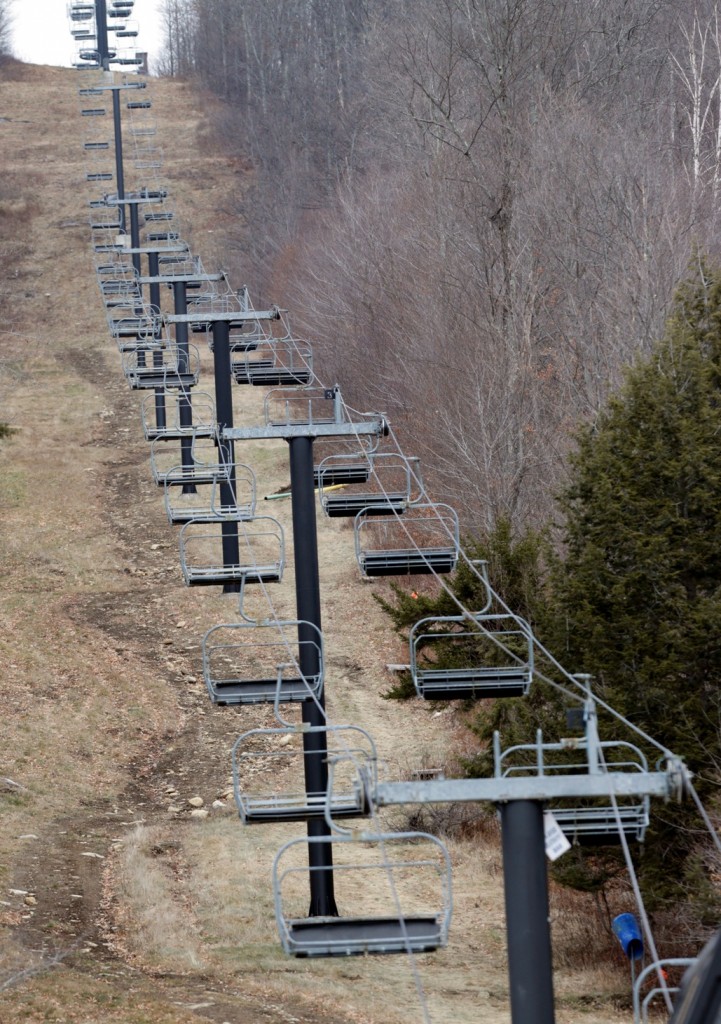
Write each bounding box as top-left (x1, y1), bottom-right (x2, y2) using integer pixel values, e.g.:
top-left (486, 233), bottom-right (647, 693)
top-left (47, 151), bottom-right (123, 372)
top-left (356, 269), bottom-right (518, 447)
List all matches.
top-left (499, 800), bottom-right (556, 1024)
top-left (95, 0), bottom-right (109, 66)
top-left (288, 435), bottom-right (338, 918)
top-left (111, 90), bottom-right (126, 232)
top-left (172, 280), bottom-right (195, 493)
top-left (147, 251), bottom-right (166, 430)
top-left (129, 204), bottom-right (141, 276)
top-left (211, 320), bottom-right (240, 595)
top-left (130, 204), bottom-right (145, 366)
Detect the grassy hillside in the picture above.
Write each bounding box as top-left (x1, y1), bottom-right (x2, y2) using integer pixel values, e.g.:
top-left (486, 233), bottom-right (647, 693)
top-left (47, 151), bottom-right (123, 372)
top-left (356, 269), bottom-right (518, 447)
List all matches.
top-left (0, 60), bottom-right (633, 1024)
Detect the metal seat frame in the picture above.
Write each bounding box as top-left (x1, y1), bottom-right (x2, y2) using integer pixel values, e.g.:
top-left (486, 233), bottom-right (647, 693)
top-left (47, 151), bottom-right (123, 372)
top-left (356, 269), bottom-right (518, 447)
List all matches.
top-left (231, 724), bottom-right (377, 823)
top-left (164, 463), bottom-right (256, 524)
top-left (202, 619), bottom-right (322, 705)
top-left (232, 337), bottom-right (313, 387)
top-left (179, 514), bottom-right (285, 587)
top-left (495, 700), bottom-right (652, 845)
top-left (273, 831), bottom-right (452, 958)
top-left (410, 611), bottom-right (534, 700)
top-left (140, 389), bottom-right (216, 442)
top-left (355, 503), bottom-right (460, 577)
top-left (318, 452), bottom-right (422, 518)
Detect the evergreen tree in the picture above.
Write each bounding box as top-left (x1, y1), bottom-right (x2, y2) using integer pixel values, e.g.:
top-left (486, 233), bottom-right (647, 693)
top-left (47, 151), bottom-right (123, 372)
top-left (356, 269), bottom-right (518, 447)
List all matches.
top-left (552, 262), bottom-right (721, 914)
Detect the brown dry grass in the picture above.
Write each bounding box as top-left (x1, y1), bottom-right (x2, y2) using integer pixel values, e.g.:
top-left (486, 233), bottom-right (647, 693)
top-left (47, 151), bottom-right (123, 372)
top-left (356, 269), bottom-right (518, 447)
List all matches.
top-left (0, 60), bottom-right (640, 1024)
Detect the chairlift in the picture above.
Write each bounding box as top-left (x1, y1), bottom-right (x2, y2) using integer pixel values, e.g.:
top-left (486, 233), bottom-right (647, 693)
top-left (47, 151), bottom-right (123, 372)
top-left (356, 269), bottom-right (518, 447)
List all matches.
top-left (317, 452), bottom-right (421, 518)
top-left (69, 3), bottom-right (94, 20)
top-left (81, 107), bottom-right (106, 116)
top-left (312, 434), bottom-right (383, 485)
top-left (313, 460), bottom-right (369, 488)
top-left (273, 831), bottom-right (452, 957)
top-left (164, 462), bottom-right (256, 524)
top-left (110, 314), bottom-right (157, 339)
top-left (144, 211), bottom-right (173, 223)
top-left (100, 278), bottom-right (133, 293)
top-left (127, 100), bottom-right (151, 109)
top-left (494, 701), bottom-right (651, 846)
top-left (92, 222), bottom-right (123, 234)
top-left (149, 433), bottom-right (226, 487)
top-left (134, 156), bottom-right (164, 170)
top-left (147, 231), bottom-right (179, 243)
top-left (100, 284), bottom-right (138, 303)
top-left (179, 514), bottom-right (285, 588)
top-left (232, 724), bottom-right (376, 823)
top-left (410, 612), bottom-right (534, 700)
top-left (202, 619), bottom-right (320, 705)
top-left (232, 337), bottom-right (313, 387)
top-left (122, 343), bottom-right (200, 390)
top-left (264, 385), bottom-right (344, 429)
top-left (355, 503), bottom-right (460, 577)
top-left (212, 321), bottom-right (265, 347)
top-left (140, 389), bottom-right (215, 441)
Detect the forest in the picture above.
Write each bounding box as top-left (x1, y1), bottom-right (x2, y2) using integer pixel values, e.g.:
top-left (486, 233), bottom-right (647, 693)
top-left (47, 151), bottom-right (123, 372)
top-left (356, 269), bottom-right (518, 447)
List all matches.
top-left (156, 0), bottom-right (721, 531)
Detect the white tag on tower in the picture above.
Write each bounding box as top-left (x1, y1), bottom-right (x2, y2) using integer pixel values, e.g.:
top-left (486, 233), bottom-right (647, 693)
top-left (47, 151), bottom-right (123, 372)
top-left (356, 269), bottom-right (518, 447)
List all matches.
top-left (543, 810), bottom-right (571, 861)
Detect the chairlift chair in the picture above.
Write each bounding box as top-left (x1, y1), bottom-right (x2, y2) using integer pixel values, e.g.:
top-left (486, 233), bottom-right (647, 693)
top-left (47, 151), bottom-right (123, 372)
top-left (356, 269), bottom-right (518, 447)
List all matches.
top-left (221, 322), bottom-right (266, 349)
top-left (410, 611), bottom-right (535, 700)
top-left (122, 342), bottom-right (200, 390)
top-left (232, 337), bottom-right (313, 387)
top-left (179, 514), bottom-right (285, 588)
top-left (317, 452), bottom-right (422, 518)
top-left (273, 831), bottom-right (452, 957)
top-left (140, 389), bottom-right (216, 441)
top-left (109, 313), bottom-right (157, 339)
top-left (313, 460), bottom-right (370, 488)
top-left (69, 3), bottom-right (95, 20)
top-left (311, 434), bottom-right (383, 485)
top-left (355, 503), bottom-right (460, 577)
top-left (164, 462), bottom-right (256, 524)
top-left (147, 231), bottom-right (179, 243)
top-left (231, 724), bottom-right (377, 823)
top-left (149, 433), bottom-right (226, 487)
top-left (495, 712), bottom-right (652, 846)
top-left (264, 385), bottom-right (344, 429)
top-left (202, 619), bottom-right (321, 705)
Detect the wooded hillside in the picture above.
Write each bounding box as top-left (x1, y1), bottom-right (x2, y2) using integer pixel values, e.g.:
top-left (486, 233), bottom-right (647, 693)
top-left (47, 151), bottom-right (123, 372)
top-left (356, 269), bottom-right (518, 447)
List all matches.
top-left (158, 0), bottom-right (721, 528)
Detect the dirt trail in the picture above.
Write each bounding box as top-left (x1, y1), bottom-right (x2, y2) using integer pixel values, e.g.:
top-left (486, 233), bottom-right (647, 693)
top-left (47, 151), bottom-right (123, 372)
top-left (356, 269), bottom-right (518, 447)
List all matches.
top-left (0, 60), bottom-right (631, 1024)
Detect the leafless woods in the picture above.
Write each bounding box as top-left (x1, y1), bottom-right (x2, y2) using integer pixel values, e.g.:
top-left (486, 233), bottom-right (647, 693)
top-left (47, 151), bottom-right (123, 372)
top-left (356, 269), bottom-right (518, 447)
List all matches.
top-left (159, 0), bottom-right (721, 529)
